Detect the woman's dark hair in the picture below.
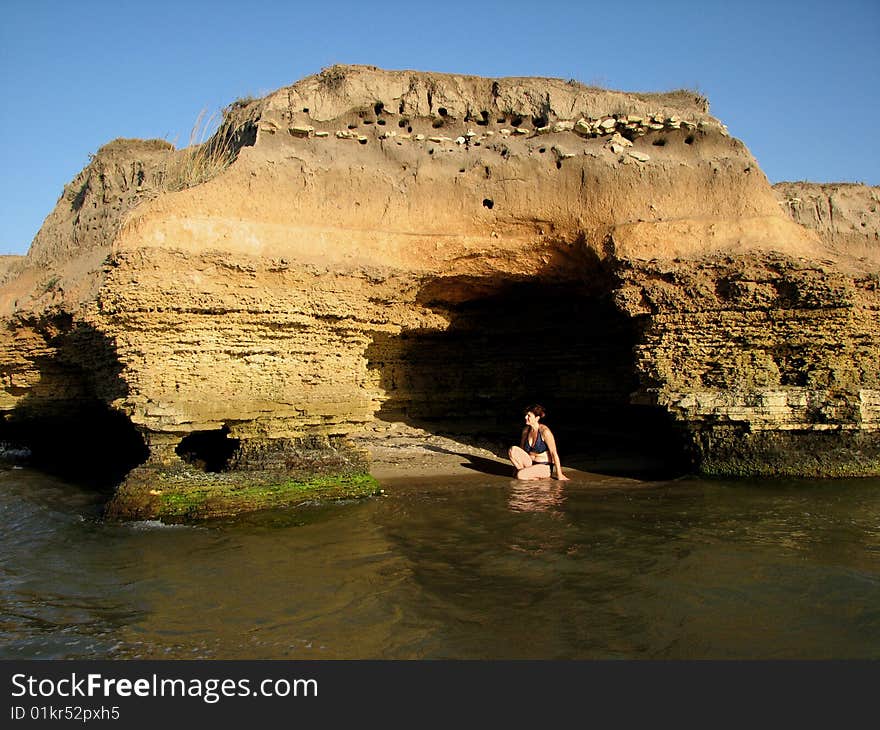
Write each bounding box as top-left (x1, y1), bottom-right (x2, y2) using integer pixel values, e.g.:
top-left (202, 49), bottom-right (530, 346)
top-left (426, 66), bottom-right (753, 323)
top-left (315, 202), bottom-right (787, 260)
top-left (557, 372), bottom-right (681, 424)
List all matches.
top-left (525, 404), bottom-right (546, 419)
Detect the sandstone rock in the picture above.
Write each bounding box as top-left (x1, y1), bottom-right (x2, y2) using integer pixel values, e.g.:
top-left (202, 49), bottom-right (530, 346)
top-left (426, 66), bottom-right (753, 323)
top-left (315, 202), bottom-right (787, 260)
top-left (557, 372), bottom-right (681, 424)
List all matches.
top-left (573, 119), bottom-right (592, 137)
top-left (553, 121), bottom-right (574, 132)
top-left (774, 182), bottom-right (880, 259)
top-left (628, 150), bottom-right (650, 162)
top-left (1, 64), bottom-right (875, 521)
top-left (606, 132), bottom-right (633, 149)
top-left (289, 125), bottom-right (314, 137)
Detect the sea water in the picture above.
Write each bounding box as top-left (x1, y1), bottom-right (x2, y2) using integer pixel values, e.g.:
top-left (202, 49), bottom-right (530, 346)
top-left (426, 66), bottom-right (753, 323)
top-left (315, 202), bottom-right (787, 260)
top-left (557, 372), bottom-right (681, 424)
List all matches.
top-left (1, 466), bottom-right (878, 659)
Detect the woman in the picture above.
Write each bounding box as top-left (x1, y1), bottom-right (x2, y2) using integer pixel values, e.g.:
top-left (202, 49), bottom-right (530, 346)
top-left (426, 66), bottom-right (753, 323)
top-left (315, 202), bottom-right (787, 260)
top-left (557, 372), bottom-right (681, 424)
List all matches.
top-left (507, 404), bottom-right (569, 481)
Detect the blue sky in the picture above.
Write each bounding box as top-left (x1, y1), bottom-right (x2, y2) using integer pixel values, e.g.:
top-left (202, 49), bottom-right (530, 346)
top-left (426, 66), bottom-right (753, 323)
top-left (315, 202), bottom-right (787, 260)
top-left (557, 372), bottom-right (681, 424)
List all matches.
top-left (1, 0), bottom-right (878, 255)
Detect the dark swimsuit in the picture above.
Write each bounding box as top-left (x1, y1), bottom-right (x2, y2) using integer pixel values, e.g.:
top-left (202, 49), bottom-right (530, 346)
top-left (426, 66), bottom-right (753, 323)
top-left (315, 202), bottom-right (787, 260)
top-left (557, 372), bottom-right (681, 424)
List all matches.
top-left (526, 429), bottom-right (551, 469)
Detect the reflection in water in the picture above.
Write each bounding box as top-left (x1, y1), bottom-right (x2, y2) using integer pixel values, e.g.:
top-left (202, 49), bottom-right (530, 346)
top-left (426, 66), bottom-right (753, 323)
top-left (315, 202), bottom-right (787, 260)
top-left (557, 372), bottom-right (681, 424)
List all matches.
top-left (507, 480), bottom-right (566, 513)
top-left (1, 467), bottom-right (879, 659)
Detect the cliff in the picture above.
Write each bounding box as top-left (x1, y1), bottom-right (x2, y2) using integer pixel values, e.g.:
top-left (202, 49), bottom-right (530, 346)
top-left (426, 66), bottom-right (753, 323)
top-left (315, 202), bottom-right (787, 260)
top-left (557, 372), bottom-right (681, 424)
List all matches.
top-left (774, 181), bottom-right (879, 260)
top-left (1, 65), bottom-right (877, 518)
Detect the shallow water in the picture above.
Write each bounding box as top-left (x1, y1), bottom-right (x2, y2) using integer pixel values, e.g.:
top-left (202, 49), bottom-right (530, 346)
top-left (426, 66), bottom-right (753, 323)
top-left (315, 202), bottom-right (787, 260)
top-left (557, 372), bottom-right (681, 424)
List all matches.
top-left (1, 466), bottom-right (878, 659)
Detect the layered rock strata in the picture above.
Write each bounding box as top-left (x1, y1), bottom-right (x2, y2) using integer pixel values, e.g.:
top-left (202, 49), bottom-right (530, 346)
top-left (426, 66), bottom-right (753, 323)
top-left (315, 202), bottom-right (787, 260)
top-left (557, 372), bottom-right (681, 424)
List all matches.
top-left (1, 65), bottom-right (877, 518)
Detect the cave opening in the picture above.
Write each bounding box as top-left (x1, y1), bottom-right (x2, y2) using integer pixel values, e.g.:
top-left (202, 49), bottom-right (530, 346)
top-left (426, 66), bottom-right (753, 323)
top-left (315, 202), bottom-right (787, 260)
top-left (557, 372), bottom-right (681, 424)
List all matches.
top-left (366, 279), bottom-right (690, 478)
top-left (175, 426), bottom-right (240, 472)
top-left (1, 403), bottom-right (150, 490)
top-left (0, 318), bottom-right (150, 490)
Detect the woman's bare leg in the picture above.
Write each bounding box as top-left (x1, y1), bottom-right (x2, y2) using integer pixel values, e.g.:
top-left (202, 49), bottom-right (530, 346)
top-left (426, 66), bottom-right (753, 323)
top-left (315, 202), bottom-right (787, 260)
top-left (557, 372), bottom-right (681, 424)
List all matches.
top-left (508, 446), bottom-right (532, 470)
top-left (516, 463), bottom-right (553, 481)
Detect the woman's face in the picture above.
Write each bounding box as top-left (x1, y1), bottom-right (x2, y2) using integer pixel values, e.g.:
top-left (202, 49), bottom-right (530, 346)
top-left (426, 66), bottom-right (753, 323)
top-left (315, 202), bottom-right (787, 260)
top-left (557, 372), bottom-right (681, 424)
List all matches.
top-left (524, 411), bottom-right (539, 427)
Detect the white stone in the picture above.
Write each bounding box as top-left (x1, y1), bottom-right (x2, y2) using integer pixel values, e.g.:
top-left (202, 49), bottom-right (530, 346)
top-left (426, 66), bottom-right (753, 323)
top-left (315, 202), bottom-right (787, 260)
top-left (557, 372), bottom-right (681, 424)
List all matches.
top-left (573, 119), bottom-right (592, 137)
top-left (551, 145), bottom-right (575, 160)
top-left (628, 150), bottom-right (650, 162)
top-left (535, 126), bottom-right (552, 135)
top-left (607, 132), bottom-right (633, 148)
top-left (455, 136), bottom-right (466, 145)
top-left (553, 121), bottom-right (574, 132)
top-left (500, 128), bottom-right (511, 136)
top-left (289, 125), bottom-right (314, 138)
top-left (314, 131), bottom-right (329, 138)
top-left (514, 127), bottom-right (529, 135)
top-left (415, 134), bottom-right (426, 141)
top-left (599, 118), bottom-right (616, 130)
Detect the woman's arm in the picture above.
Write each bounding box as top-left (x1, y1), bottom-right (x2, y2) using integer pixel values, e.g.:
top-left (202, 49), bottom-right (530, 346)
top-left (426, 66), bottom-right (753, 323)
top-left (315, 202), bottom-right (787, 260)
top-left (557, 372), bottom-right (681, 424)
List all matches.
top-left (520, 427), bottom-right (528, 451)
top-left (542, 427), bottom-right (569, 480)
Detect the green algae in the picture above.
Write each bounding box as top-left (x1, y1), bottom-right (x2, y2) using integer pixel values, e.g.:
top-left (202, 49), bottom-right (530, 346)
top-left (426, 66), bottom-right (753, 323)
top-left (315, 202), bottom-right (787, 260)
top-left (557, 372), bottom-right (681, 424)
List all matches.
top-left (157, 472), bottom-right (381, 520)
top-left (107, 470), bottom-right (382, 522)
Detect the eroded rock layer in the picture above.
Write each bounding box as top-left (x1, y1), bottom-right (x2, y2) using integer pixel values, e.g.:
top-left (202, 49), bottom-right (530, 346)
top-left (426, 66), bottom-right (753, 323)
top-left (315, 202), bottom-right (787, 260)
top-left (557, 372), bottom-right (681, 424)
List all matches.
top-left (1, 65), bottom-right (878, 517)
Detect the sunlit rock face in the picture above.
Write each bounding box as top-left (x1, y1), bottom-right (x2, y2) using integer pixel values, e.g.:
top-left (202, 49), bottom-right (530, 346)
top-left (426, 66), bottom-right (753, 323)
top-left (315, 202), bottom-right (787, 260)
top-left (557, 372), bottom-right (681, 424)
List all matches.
top-left (1, 65), bottom-right (878, 516)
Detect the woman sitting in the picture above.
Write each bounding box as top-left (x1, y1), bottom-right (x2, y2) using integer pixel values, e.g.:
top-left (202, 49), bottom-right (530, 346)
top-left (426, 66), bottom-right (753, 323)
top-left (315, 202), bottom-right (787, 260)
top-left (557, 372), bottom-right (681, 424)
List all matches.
top-left (507, 404), bottom-right (569, 481)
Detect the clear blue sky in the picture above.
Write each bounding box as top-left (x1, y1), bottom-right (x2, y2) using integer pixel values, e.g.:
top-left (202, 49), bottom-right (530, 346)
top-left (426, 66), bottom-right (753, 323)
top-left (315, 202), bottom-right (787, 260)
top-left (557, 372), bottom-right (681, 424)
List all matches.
top-left (1, 0), bottom-right (878, 255)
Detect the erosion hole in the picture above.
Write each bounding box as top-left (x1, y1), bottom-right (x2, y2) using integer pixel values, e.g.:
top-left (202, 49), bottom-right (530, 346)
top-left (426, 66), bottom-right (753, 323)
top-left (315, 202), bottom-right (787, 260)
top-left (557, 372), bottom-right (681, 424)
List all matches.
top-left (175, 426), bottom-right (240, 472)
top-left (685, 135), bottom-right (695, 145)
top-left (482, 198), bottom-right (494, 209)
top-left (652, 138), bottom-right (667, 147)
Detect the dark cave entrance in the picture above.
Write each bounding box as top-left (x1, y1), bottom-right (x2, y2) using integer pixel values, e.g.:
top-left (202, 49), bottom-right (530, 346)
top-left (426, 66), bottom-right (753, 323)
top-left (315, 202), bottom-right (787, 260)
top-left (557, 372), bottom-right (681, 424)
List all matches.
top-left (366, 279), bottom-right (690, 478)
top-left (1, 402), bottom-right (150, 490)
top-left (1, 317), bottom-right (150, 490)
top-left (175, 426), bottom-right (240, 472)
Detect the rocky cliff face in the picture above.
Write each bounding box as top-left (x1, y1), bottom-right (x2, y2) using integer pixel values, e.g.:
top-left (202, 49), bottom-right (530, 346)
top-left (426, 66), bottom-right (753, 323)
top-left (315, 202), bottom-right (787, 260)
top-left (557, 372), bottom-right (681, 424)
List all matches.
top-left (774, 181), bottom-right (879, 261)
top-left (1, 65), bottom-right (877, 518)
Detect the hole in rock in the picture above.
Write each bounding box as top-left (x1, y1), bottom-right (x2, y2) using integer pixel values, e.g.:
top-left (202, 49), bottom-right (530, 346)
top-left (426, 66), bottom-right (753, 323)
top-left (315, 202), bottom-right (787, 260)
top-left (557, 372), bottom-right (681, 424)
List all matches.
top-left (476, 111), bottom-right (490, 126)
top-left (432, 118), bottom-right (445, 129)
top-left (374, 101), bottom-right (384, 116)
top-left (684, 135), bottom-right (695, 145)
top-left (2, 403), bottom-right (149, 490)
top-left (366, 278), bottom-right (690, 479)
top-left (398, 119), bottom-right (408, 128)
top-left (652, 138), bottom-right (667, 147)
top-left (175, 426), bottom-right (240, 473)
top-left (438, 107), bottom-right (448, 117)
top-left (0, 317), bottom-right (149, 490)
top-left (482, 198), bottom-right (494, 209)
top-left (511, 116), bottom-right (523, 127)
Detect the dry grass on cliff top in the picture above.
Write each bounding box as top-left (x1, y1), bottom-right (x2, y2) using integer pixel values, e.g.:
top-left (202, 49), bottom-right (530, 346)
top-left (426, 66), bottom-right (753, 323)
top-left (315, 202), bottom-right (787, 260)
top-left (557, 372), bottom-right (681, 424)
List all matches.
top-left (159, 109), bottom-right (238, 193)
